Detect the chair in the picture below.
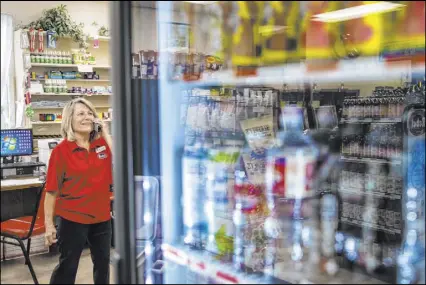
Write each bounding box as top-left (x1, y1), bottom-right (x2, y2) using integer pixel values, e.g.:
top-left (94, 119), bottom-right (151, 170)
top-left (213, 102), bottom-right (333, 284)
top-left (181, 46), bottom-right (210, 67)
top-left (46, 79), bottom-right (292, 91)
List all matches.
top-left (1, 183), bottom-right (46, 284)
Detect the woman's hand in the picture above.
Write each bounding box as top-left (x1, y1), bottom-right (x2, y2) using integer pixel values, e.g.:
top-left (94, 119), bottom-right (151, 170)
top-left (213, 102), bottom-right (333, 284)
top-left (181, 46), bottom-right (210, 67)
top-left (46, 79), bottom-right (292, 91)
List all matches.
top-left (45, 223), bottom-right (57, 247)
top-left (94, 118), bottom-right (110, 138)
top-left (94, 118), bottom-right (113, 151)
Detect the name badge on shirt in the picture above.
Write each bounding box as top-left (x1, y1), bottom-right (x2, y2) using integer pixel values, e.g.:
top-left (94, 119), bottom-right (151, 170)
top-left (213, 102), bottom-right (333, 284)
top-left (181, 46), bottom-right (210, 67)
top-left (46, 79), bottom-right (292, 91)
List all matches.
top-left (98, 153), bottom-right (108, 159)
top-left (96, 146), bottom-right (106, 153)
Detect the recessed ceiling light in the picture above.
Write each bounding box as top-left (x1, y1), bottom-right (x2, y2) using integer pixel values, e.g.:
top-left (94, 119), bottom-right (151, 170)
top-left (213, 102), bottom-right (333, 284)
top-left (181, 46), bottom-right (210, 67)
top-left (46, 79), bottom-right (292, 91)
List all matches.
top-left (312, 2), bottom-right (405, 23)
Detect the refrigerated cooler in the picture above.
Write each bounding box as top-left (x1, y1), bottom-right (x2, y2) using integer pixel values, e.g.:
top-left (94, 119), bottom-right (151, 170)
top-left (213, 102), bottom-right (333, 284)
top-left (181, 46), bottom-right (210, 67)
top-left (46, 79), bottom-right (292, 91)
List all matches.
top-left (110, 1), bottom-right (425, 284)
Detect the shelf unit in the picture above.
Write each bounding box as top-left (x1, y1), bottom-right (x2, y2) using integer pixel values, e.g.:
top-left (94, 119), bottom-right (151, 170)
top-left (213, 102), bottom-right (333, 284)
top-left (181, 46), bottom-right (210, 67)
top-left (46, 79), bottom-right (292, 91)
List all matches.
top-left (162, 243), bottom-right (387, 284)
top-left (32, 105), bottom-right (111, 110)
top-left (340, 118), bottom-right (402, 124)
top-left (36, 78), bottom-right (110, 82)
top-left (22, 30), bottom-right (110, 42)
top-left (31, 63), bottom-right (111, 69)
top-left (31, 93), bottom-right (112, 96)
top-left (31, 119), bottom-right (112, 125)
top-left (17, 30), bottom-right (113, 138)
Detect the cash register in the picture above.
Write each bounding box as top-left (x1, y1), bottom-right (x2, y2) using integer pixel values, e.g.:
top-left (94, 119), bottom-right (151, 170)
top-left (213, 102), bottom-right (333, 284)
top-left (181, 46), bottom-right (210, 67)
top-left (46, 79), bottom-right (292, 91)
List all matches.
top-left (1, 128), bottom-right (46, 179)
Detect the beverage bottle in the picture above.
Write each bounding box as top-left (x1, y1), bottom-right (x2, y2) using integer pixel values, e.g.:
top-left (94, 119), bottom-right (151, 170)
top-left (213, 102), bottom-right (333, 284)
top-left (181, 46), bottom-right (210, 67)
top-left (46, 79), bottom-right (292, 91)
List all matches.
top-left (373, 97), bottom-right (381, 119)
top-left (357, 98), bottom-right (365, 119)
top-left (342, 99), bottom-right (349, 120)
top-left (388, 96), bottom-right (397, 119)
top-left (205, 146), bottom-right (240, 258)
top-left (396, 96), bottom-right (405, 118)
top-left (182, 139), bottom-right (209, 248)
top-left (233, 148), bottom-right (267, 272)
top-left (380, 96), bottom-right (388, 118)
top-left (380, 125), bottom-right (389, 159)
top-left (364, 97), bottom-right (372, 120)
top-left (264, 107), bottom-right (319, 271)
top-left (139, 50), bottom-right (148, 79)
top-left (369, 125), bottom-right (379, 159)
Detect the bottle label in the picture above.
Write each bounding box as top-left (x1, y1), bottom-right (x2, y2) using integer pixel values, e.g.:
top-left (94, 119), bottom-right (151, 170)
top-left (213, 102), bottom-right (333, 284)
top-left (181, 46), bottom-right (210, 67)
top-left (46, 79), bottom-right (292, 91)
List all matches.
top-left (266, 155), bottom-right (316, 199)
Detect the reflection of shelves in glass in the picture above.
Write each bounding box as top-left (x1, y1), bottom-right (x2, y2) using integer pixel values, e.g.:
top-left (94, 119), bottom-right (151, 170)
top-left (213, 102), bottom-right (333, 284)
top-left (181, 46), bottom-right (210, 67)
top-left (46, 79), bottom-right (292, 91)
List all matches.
top-left (162, 243), bottom-right (288, 284)
top-left (339, 187), bottom-right (402, 200)
top-left (32, 119), bottom-right (111, 125)
top-left (341, 156), bottom-right (402, 165)
top-left (163, 243), bottom-right (388, 284)
top-left (31, 63), bottom-right (111, 69)
top-left (172, 57), bottom-right (422, 87)
top-left (340, 118), bottom-right (402, 124)
top-left (35, 79), bottom-right (110, 82)
top-left (31, 93), bottom-right (112, 96)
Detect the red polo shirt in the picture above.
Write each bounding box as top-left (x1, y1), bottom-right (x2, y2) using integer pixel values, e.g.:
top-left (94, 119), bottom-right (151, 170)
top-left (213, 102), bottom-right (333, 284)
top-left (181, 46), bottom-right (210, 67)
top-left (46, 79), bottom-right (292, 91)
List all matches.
top-left (45, 137), bottom-right (113, 224)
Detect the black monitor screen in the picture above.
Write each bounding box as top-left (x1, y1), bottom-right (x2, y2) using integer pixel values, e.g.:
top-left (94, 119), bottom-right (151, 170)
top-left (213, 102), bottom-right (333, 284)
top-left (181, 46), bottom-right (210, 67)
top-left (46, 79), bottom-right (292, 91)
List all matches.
top-left (1, 129), bottom-right (33, 157)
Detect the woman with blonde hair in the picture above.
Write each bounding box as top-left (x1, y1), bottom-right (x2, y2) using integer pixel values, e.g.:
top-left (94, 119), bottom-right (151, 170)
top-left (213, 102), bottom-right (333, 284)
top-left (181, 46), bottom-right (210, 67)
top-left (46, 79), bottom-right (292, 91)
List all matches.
top-left (44, 98), bottom-right (113, 284)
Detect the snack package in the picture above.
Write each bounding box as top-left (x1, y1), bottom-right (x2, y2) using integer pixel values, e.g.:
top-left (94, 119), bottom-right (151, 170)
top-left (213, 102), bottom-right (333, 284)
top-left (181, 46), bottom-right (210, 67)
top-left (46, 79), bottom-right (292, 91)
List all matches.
top-left (240, 115), bottom-right (275, 150)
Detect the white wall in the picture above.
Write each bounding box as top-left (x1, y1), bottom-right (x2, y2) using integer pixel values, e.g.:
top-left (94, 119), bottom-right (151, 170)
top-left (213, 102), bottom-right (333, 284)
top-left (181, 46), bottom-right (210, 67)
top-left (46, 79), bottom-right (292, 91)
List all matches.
top-left (1, 1), bottom-right (110, 38)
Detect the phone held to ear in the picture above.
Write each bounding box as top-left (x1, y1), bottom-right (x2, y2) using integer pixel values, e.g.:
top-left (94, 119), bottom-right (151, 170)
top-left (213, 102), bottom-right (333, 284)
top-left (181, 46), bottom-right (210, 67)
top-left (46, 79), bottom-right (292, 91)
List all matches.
top-left (90, 121), bottom-right (103, 142)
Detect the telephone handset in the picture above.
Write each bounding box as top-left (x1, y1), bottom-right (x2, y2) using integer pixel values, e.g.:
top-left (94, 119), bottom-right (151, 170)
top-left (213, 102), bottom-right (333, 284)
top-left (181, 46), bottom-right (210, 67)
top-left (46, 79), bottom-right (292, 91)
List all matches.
top-left (90, 121), bottom-right (103, 142)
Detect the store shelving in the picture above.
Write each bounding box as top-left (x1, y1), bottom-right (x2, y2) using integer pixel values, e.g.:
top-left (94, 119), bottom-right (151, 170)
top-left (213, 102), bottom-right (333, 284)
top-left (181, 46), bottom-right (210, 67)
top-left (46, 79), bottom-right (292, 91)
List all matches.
top-left (31, 92), bottom-right (112, 96)
top-left (340, 156), bottom-right (402, 165)
top-left (31, 119), bottom-right (111, 125)
top-left (31, 63), bottom-right (111, 69)
top-left (340, 118), bottom-right (402, 124)
top-left (32, 105), bottom-right (111, 110)
top-left (163, 243), bottom-right (387, 284)
top-left (162, 244), bottom-right (288, 284)
top-left (23, 30), bottom-right (110, 42)
top-left (36, 78), bottom-right (110, 82)
top-left (173, 57), bottom-right (423, 88)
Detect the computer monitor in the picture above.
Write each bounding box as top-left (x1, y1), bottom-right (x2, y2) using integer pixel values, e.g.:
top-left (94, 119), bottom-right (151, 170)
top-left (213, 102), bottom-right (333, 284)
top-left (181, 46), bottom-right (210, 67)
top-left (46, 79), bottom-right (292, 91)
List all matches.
top-left (1, 129), bottom-right (34, 157)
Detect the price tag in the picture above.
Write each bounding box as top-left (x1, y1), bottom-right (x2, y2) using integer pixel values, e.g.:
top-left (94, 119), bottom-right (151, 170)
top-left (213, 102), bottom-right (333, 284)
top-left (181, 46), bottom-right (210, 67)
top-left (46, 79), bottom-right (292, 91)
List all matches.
top-left (77, 65), bottom-right (93, 73)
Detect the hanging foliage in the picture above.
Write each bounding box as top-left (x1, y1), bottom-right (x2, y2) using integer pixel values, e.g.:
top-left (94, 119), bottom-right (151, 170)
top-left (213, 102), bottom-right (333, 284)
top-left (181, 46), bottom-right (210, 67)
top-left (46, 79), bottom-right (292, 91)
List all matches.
top-left (20, 4), bottom-right (89, 49)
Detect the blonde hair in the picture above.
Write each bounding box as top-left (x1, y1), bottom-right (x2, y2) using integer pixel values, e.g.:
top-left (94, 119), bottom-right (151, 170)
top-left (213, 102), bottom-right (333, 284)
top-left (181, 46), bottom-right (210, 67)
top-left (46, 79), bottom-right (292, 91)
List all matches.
top-left (61, 98), bottom-right (98, 141)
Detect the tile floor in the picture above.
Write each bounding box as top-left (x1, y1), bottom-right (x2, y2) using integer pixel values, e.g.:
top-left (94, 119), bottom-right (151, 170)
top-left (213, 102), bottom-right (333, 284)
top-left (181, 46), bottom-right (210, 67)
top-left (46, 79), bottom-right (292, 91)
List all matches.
top-left (0, 249), bottom-right (115, 284)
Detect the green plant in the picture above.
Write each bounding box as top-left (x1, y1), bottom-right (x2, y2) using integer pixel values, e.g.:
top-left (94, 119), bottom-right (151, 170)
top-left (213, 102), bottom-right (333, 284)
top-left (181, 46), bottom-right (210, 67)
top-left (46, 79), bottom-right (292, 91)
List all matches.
top-left (20, 4), bottom-right (89, 49)
top-left (98, 25), bottom-right (109, 37)
top-left (25, 105), bottom-right (35, 119)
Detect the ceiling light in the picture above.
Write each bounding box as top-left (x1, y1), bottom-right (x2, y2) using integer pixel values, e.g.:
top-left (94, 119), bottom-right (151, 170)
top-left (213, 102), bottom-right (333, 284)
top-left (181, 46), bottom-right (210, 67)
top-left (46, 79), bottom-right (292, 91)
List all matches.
top-left (183, 1), bottom-right (218, 4)
top-left (259, 25), bottom-right (288, 35)
top-left (312, 2), bottom-right (405, 23)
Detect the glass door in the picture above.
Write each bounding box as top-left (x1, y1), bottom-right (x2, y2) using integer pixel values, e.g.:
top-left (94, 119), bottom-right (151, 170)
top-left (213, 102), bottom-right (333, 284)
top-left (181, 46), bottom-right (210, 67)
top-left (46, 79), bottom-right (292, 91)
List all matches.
top-left (111, 1), bottom-right (425, 284)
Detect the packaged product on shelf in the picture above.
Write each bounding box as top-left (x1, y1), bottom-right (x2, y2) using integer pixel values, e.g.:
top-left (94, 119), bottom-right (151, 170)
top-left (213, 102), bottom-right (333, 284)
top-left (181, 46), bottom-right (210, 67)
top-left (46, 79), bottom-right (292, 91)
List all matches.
top-left (240, 115), bottom-right (275, 150)
top-left (182, 139), bottom-right (209, 248)
top-left (264, 107), bottom-right (319, 271)
top-left (47, 30), bottom-right (56, 49)
top-left (139, 50), bottom-right (148, 79)
top-left (205, 147), bottom-right (240, 258)
top-left (233, 147), bottom-right (269, 272)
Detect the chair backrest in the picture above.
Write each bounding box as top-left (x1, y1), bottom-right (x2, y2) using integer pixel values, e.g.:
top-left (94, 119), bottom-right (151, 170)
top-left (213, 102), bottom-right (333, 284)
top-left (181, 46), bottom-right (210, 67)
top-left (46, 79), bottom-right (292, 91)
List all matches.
top-left (0, 182), bottom-right (45, 239)
top-left (27, 184), bottom-right (46, 238)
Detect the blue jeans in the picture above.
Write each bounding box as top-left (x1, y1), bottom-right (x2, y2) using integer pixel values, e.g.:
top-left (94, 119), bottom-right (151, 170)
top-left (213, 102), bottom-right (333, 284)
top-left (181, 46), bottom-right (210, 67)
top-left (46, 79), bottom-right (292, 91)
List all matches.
top-left (50, 217), bottom-right (111, 284)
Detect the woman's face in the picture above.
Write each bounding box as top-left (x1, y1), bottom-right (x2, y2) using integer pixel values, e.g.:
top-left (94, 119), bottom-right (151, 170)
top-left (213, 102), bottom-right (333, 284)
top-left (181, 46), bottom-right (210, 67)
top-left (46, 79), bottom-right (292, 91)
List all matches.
top-left (72, 103), bottom-right (95, 135)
